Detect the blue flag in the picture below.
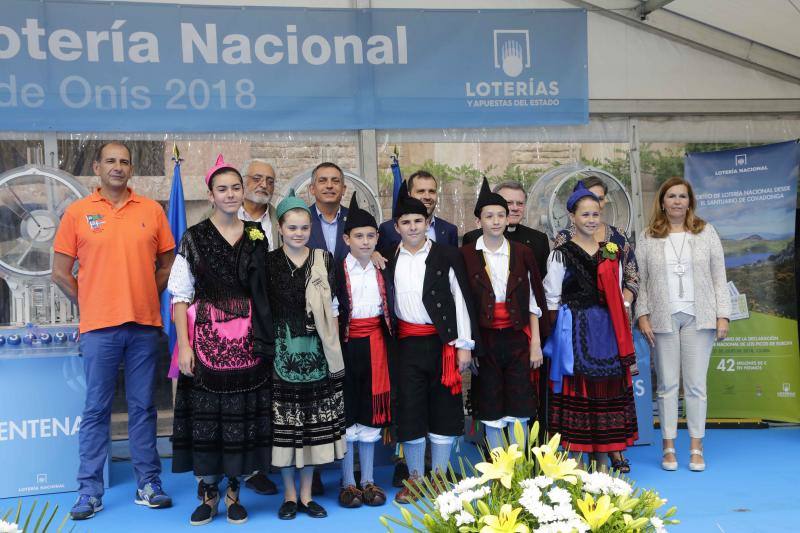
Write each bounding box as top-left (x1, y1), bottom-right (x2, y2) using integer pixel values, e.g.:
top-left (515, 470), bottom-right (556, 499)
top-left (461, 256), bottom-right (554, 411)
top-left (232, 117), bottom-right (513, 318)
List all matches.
top-left (160, 148), bottom-right (187, 357)
top-left (391, 153), bottom-right (404, 210)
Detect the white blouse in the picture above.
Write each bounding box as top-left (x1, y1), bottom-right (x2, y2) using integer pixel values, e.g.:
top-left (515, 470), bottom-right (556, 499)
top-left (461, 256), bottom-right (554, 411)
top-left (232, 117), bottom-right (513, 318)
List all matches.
top-left (543, 249), bottom-right (623, 311)
top-left (167, 254), bottom-right (194, 304)
top-left (393, 239), bottom-right (474, 350)
top-left (475, 236), bottom-right (541, 316)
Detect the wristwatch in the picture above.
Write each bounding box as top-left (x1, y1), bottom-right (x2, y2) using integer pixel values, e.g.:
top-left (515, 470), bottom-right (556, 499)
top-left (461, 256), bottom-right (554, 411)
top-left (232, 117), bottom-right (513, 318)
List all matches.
top-left (623, 301), bottom-right (631, 308)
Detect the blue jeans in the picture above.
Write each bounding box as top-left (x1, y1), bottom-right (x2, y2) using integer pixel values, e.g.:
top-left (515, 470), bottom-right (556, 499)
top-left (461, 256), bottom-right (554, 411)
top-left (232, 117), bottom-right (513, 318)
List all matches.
top-left (78, 323), bottom-right (162, 497)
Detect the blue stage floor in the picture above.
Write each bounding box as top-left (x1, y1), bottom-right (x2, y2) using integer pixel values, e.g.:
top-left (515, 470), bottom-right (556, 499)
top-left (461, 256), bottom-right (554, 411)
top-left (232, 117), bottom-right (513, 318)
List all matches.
top-left (3, 428), bottom-right (799, 532)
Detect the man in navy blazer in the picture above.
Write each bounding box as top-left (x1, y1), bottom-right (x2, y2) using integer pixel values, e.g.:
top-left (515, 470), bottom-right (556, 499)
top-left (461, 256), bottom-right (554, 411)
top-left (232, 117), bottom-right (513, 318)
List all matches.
top-left (307, 161), bottom-right (351, 263)
top-left (377, 170), bottom-right (459, 254)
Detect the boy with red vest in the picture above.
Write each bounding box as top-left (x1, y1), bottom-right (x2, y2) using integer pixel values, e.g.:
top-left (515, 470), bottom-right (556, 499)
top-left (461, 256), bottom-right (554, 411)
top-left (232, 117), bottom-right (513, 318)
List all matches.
top-left (460, 178), bottom-right (550, 450)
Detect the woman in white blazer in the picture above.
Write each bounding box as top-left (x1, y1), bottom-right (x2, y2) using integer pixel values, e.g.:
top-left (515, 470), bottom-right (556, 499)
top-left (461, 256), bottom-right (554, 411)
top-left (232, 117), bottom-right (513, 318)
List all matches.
top-left (636, 177), bottom-right (730, 473)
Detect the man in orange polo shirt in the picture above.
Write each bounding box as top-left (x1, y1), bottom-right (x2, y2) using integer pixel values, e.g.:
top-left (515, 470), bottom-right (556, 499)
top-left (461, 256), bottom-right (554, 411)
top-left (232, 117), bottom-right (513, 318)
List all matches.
top-left (52, 141), bottom-right (176, 521)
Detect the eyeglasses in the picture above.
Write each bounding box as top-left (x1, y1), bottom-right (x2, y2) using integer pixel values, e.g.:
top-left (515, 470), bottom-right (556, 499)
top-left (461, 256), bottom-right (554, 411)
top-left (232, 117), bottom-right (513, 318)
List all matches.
top-left (246, 174), bottom-right (275, 186)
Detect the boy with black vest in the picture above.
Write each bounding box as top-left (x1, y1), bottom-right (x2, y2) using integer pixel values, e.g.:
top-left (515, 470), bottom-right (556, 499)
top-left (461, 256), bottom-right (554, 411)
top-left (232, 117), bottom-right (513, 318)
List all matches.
top-left (461, 178), bottom-right (551, 451)
top-left (387, 182), bottom-right (477, 504)
top-left (334, 193), bottom-right (394, 509)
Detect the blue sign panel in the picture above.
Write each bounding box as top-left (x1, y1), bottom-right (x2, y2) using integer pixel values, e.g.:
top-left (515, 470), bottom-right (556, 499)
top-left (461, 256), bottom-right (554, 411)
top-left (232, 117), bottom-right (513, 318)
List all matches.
top-left (0, 2), bottom-right (588, 131)
top-left (0, 327), bottom-right (109, 498)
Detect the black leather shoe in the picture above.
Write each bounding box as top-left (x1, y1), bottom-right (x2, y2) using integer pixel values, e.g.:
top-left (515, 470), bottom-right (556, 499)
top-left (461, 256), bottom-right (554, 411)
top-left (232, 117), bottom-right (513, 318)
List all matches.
top-left (278, 500), bottom-right (297, 520)
top-left (311, 470), bottom-right (324, 496)
top-left (245, 472), bottom-right (279, 495)
top-left (298, 500), bottom-right (327, 518)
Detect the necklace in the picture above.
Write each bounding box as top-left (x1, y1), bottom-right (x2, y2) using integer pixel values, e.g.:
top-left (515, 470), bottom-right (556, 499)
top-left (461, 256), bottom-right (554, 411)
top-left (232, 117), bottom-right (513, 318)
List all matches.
top-left (667, 232), bottom-right (688, 297)
top-left (284, 249), bottom-right (307, 277)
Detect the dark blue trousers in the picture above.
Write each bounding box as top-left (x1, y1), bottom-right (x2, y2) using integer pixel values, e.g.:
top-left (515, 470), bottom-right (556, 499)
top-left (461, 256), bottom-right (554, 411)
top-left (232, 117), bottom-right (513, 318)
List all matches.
top-left (77, 323), bottom-right (162, 497)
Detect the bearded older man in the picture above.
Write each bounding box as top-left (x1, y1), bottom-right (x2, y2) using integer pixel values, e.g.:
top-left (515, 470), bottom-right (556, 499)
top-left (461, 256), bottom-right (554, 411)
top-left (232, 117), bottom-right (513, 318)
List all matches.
top-left (239, 158), bottom-right (280, 251)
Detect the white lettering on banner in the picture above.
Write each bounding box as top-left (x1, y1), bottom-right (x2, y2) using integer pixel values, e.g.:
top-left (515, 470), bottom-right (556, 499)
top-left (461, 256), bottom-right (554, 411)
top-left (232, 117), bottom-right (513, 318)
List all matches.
top-left (0, 416), bottom-right (81, 441)
top-left (1, 19), bottom-right (406, 67)
top-left (0, 19), bottom-right (159, 63)
top-left (697, 185), bottom-right (791, 207)
top-left (465, 79), bottom-right (559, 98)
top-left (3, 73), bottom-right (256, 111)
top-left (0, 75), bottom-right (45, 108)
top-left (181, 23), bottom-right (408, 66)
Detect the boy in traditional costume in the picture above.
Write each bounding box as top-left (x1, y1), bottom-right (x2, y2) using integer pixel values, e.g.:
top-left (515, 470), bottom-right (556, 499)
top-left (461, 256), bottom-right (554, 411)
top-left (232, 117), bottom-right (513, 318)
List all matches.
top-left (387, 182), bottom-right (477, 504)
top-left (334, 193), bottom-right (394, 509)
top-left (460, 178), bottom-right (550, 451)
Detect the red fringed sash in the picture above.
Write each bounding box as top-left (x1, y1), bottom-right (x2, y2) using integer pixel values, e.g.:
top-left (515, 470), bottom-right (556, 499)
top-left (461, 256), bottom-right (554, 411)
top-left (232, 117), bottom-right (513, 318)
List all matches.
top-left (349, 317), bottom-right (391, 425)
top-left (596, 257), bottom-right (635, 358)
top-left (398, 320), bottom-right (461, 395)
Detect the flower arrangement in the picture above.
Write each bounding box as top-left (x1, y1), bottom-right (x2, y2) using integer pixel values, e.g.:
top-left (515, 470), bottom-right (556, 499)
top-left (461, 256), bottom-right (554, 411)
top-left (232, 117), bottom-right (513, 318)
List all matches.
top-left (2, 500), bottom-right (73, 533)
top-left (0, 520), bottom-right (22, 533)
top-left (381, 421), bottom-right (677, 533)
top-left (247, 227), bottom-right (265, 241)
top-left (600, 242), bottom-right (619, 261)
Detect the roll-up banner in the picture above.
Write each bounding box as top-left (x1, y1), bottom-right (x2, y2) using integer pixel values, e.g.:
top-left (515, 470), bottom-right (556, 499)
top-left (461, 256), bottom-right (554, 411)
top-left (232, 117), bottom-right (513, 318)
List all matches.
top-left (685, 140), bottom-right (800, 422)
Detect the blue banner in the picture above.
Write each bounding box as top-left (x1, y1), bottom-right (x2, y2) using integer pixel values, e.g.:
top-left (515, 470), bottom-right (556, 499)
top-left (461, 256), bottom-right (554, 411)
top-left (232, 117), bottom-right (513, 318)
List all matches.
top-left (0, 2), bottom-right (588, 132)
top-left (685, 140), bottom-right (800, 422)
top-left (0, 329), bottom-right (109, 498)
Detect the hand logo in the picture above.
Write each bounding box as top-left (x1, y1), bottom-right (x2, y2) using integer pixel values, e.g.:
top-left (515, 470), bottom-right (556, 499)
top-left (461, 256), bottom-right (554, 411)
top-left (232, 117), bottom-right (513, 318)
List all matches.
top-left (501, 40), bottom-right (524, 77)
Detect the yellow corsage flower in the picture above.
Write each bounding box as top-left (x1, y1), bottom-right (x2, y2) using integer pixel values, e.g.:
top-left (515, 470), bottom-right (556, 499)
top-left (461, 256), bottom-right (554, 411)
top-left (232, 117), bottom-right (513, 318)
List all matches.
top-left (247, 227), bottom-right (265, 241)
top-left (601, 242), bottom-right (619, 260)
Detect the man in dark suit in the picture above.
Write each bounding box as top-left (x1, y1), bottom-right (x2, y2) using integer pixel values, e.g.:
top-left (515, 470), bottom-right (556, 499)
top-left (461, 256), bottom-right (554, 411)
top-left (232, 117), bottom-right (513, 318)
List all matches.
top-left (462, 180), bottom-right (550, 277)
top-left (377, 171), bottom-right (458, 253)
top-left (307, 161), bottom-right (350, 263)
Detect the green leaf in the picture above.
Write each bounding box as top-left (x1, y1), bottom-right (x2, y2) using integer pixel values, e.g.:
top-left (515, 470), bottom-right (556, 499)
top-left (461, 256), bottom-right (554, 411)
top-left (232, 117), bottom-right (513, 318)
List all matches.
top-left (57, 512), bottom-right (70, 533)
top-left (33, 501), bottom-right (50, 533)
top-left (23, 500), bottom-right (37, 533)
top-left (41, 504), bottom-right (59, 533)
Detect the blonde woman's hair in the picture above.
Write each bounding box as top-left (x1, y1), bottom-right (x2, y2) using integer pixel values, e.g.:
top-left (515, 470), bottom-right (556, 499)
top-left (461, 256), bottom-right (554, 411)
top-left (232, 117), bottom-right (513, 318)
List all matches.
top-left (646, 177), bottom-right (706, 238)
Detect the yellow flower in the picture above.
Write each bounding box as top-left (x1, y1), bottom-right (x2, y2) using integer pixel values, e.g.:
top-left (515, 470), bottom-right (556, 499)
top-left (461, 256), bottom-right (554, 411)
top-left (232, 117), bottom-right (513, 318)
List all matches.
top-left (576, 494), bottom-right (618, 532)
top-left (480, 504), bottom-right (529, 533)
top-left (475, 444), bottom-right (523, 489)
top-left (605, 242), bottom-right (619, 254)
top-left (247, 227), bottom-right (265, 241)
top-left (531, 434), bottom-right (579, 484)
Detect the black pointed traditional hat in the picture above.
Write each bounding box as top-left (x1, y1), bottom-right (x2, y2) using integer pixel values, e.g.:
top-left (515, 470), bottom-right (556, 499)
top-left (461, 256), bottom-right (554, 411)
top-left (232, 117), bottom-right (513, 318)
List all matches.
top-left (474, 176), bottom-right (509, 217)
top-left (343, 192), bottom-right (377, 233)
top-left (393, 179), bottom-right (427, 220)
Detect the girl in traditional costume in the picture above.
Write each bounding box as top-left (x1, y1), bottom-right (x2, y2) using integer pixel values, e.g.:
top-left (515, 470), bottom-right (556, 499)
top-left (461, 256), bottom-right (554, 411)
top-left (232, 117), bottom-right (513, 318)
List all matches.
top-left (252, 190), bottom-right (346, 520)
top-left (543, 184), bottom-right (638, 471)
top-left (168, 155), bottom-right (272, 526)
top-left (552, 177), bottom-right (639, 473)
